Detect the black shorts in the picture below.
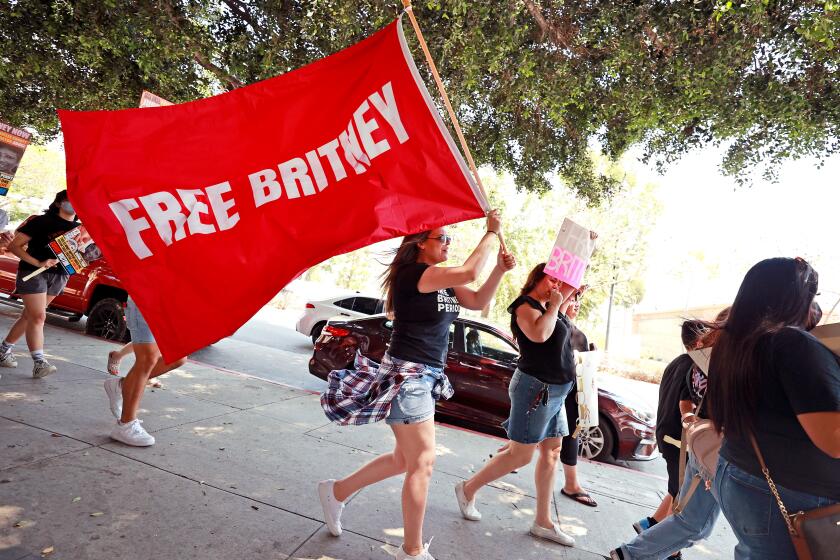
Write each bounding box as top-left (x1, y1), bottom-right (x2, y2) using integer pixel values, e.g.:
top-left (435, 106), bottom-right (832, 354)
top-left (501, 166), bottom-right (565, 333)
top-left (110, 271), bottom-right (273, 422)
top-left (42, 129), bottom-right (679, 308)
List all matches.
top-left (15, 269), bottom-right (69, 296)
top-left (660, 443), bottom-right (681, 498)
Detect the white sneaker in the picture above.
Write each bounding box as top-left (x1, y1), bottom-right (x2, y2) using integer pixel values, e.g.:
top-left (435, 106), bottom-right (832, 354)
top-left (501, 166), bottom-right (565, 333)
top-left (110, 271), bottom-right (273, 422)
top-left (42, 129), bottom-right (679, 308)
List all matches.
top-left (317, 479), bottom-right (345, 536)
top-left (110, 419), bottom-right (155, 446)
top-left (104, 377), bottom-right (123, 418)
top-left (0, 350), bottom-right (17, 368)
top-left (454, 481), bottom-right (481, 521)
top-left (395, 539), bottom-right (435, 560)
top-left (530, 522), bottom-right (575, 546)
top-left (32, 359), bottom-right (57, 378)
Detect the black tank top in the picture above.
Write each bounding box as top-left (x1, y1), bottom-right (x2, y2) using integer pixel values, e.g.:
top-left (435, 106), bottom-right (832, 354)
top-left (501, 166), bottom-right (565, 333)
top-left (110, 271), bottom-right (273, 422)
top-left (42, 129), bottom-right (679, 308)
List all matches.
top-left (508, 295), bottom-right (576, 385)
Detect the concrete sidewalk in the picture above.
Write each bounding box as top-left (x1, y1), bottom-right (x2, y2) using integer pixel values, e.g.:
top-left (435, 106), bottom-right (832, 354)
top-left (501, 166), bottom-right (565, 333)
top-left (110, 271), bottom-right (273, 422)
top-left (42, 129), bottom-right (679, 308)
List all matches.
top-left (0, 318), bottom-right (735, 559)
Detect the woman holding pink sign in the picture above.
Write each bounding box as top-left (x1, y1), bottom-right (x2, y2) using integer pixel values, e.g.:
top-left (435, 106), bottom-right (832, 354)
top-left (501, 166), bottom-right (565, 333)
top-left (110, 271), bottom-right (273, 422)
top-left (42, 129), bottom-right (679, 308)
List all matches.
top-left (454, 261), bottom-right (591, 548)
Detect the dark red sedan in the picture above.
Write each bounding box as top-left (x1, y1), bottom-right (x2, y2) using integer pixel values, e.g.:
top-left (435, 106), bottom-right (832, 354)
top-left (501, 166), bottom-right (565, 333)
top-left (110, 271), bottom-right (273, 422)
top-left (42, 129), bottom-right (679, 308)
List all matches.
top-left (308, 315), bottom-right (658, 462)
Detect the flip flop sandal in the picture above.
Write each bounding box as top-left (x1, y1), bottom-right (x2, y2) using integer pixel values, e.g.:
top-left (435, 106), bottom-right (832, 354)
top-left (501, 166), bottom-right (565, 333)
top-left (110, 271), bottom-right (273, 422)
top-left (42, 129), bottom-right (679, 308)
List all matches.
top-left (106, 352), bottom-right (121, 376)
top-left (561, 489), bottom-right (598, 507)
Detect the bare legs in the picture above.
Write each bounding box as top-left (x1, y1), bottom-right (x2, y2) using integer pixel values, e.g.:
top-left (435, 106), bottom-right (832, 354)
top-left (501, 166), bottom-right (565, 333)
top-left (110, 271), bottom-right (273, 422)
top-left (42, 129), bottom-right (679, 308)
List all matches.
top-left (332, 420), bottom-right (436, 557)
top-left (4, 293), bottom-right (57, 351)
top-left (119, 342), bottom-right (186, 423)
top-left (463, 438), bottom-right (564, 530)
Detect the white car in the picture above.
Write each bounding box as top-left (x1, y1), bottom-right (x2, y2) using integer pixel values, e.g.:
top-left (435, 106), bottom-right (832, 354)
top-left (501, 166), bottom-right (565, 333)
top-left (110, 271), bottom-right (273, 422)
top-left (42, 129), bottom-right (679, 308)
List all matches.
top-left (296, 294), bottom-right (384, 343)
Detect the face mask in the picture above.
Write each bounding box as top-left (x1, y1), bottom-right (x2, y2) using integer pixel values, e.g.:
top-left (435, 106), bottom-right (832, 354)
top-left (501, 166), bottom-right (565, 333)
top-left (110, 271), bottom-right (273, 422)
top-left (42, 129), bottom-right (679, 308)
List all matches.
top-left (60, 201), bottom-right (74, 214)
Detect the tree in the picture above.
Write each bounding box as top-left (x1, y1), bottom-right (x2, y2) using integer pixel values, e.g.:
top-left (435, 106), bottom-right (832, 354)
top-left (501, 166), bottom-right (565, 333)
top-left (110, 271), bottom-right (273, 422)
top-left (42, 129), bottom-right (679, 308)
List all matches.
top-left (1, 1), bottom-right (836, 201)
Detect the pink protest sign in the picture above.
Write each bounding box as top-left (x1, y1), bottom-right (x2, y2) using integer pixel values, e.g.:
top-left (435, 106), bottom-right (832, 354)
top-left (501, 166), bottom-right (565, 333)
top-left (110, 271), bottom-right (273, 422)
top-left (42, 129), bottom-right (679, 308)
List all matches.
top-left (544, 218), bottom-right (596, 288)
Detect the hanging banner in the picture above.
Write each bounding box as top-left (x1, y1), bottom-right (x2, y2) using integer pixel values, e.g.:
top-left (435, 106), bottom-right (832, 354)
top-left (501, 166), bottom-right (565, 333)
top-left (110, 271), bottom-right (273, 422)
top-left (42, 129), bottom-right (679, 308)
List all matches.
top-left (59, 18), bottom-right (486, 360)
top-left (545, 218), bottom-right (597, 289)
top-left (0, 121), bottom-right (31, 196)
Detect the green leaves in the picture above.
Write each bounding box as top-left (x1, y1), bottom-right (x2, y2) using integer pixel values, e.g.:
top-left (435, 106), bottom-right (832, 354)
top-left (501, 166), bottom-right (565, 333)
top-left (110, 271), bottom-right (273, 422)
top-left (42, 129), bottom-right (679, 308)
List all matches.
top-left (1, 0), bottom-right (836, 203)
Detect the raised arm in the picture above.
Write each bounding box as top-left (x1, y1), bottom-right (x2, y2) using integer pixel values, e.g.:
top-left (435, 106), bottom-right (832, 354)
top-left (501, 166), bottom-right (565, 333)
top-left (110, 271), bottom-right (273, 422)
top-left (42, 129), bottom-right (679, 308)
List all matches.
top-left (516, 288), bottom-right (563, 343)
top-left (454, 247), bottom-right (516, 310)
top-left (418, 210), bottom-right (502, 293)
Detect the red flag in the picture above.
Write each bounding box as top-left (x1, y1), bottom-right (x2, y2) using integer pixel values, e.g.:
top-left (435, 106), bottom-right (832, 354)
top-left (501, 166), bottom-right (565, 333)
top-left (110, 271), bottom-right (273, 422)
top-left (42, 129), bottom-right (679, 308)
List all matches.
top-left (59, 19), bottom-right (486, 361)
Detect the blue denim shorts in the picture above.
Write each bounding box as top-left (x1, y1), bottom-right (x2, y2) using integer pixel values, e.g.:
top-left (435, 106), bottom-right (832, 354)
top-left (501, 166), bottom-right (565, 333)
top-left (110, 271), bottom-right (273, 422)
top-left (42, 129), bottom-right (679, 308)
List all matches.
top-left (125, 298), bottom-right (155, 344)
top-left (385, 358), bottom-right (442, 426)
top-left (503, 369), bottom-right (574, 444)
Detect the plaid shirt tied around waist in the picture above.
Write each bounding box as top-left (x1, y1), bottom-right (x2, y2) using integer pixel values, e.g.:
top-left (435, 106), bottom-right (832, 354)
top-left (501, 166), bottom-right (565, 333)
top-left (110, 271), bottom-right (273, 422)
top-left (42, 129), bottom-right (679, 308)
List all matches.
top-left (320, 352), bottom-right (454, 426)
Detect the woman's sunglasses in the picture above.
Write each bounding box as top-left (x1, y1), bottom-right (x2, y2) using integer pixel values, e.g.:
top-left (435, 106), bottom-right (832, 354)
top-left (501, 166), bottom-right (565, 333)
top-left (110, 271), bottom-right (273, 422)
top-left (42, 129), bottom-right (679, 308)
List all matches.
top-left (428, 234), bottom-right (453, 245)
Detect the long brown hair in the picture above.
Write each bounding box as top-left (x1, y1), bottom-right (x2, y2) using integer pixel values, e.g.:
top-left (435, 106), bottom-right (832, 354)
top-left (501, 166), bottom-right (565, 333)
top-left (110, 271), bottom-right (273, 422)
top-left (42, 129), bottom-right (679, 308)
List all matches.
top-left (381, 231), bottom-right (432, 314)
top-left (520, 263), bottom-right (548, 296)
top-left (707, 258), bottom-right (818, 438)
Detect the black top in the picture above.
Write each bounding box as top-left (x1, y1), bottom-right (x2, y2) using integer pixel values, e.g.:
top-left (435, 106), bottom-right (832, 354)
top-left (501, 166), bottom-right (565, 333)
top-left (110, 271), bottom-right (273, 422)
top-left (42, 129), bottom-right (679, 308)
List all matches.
top-left (388, 262), bottom-right (460, 368)
top-left (570, 325), bottom-right (589, 353)
top-left (17, 213), bottom-right (78, 274)
top-left (508, 295), bottom-right (576, 385)
top-left (720, 327), bottom-right (840, 500)
top-left (655, 353), bottom-right (694, 445)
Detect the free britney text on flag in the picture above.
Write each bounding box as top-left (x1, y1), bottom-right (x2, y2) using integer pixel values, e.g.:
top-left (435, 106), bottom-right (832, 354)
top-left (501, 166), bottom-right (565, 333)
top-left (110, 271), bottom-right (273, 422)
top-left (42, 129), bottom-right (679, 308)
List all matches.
top-left (59, 18), bottom-right (486, 361)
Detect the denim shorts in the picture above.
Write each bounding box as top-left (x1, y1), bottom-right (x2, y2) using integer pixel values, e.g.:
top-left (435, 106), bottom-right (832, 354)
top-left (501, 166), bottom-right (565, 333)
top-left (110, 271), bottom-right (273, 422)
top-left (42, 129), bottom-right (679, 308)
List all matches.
top-left (125, 298), bottom-right (155, 344)
top-left (385, 356), bottom-right (442, 425)
top-left (15, 269), bottom-right (69, 296)
top-left (503, 368), bottom-right (574, 444)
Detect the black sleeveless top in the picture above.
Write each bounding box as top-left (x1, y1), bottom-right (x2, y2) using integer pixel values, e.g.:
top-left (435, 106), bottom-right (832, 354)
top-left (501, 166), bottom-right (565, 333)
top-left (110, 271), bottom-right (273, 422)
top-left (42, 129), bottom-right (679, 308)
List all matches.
top-left (508, 295), bottom-right (576, 385)
top-left (388, 263), bottom-right (460, 367)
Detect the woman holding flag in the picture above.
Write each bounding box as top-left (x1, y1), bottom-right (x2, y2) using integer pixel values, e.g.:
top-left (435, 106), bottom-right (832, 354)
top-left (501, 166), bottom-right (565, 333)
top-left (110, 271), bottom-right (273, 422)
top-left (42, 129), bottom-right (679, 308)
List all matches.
top-left (454, 262), bottom-right (590, 549)
top-left (319, 210), bottom-right (515, 560)
top-left (0, 190), bottom-right (77, 378)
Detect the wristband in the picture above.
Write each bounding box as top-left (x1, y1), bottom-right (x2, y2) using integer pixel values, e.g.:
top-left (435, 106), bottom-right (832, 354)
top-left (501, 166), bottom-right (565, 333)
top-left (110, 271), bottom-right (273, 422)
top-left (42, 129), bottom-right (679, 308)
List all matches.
top-left (486, 230), bottom-right (499, 238)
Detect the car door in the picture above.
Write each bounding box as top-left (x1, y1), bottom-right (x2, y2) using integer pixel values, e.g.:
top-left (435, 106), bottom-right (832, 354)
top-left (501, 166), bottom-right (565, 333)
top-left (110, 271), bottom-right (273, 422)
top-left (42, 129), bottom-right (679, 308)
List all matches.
top-left (328, 297), bottom-right (356, 320)
top-left (351, 296), bottom-right (380, 316)
top-left (444, 322), bottom-right (517, 428)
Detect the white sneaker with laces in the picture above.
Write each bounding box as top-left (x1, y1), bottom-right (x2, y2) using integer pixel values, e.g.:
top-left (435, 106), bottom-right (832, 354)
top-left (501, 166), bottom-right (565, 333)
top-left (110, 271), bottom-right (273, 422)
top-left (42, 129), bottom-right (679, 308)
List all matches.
top-left (110, 419), bottom-right (155, 446)
top-left (32, 359), bottom-right (57, 378)
top-left (317, 479), bottom-right (345, 536)
top-left (454, 481), bottom-right (481, 521)
top-left (104, 377), bottom-right (123, 418)
top-left (530, 522), bottom-right (575, 547)
top-left (395, 538), bottom-right (435, 560)
top-left (0, 350), bottom-right (17, 368)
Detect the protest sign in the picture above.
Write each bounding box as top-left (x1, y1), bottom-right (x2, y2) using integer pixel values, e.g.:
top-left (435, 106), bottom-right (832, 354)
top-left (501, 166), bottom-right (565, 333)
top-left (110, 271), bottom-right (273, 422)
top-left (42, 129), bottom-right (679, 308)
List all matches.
top-left (49, 225), bottom-right (102, 275)
top-left (688, 347), bottom-right (712, 375)
top-left (22, 225), bottom-right (102, 280)
top-left (59, 18), bottom-right (487, 361)
top-left (0, 121), bottom-right (31, 196)
top-left (544, 218), bottom-right (596, 289)
top-left (139, 91), bottom-right (174, 108)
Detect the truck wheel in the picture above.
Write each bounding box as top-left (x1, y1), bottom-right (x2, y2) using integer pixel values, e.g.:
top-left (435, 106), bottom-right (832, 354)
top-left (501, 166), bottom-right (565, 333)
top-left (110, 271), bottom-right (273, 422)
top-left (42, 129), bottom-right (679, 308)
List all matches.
top-left (85, 298), bottom-right (128, 341)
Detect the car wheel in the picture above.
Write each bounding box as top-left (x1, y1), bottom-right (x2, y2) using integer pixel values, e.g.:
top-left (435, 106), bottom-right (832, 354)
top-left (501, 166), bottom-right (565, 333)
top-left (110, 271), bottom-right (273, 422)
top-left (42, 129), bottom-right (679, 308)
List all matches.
top-left (85, 298), bottom-right (128, 341)
top-left (577, 418), bottom-right (614, 462)
top-left (311, 321), bottom-right (327, 344)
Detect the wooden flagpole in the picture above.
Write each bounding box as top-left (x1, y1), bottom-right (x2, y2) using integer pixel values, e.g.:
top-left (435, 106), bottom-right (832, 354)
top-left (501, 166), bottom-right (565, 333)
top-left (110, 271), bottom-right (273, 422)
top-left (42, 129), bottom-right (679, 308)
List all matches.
top-left (400, 1), bottom-right (508, 252)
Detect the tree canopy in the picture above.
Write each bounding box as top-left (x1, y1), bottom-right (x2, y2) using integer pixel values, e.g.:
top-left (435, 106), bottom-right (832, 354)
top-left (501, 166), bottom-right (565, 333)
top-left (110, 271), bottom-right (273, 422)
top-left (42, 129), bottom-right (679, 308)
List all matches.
top-left (1, 0), bottom-right (837, 202)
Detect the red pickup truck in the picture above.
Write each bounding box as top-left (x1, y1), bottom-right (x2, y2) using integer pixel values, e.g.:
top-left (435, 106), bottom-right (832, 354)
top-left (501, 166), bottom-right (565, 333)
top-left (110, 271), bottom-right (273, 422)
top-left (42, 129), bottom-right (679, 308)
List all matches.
top-left (0, 250), bottom-right (129, 341)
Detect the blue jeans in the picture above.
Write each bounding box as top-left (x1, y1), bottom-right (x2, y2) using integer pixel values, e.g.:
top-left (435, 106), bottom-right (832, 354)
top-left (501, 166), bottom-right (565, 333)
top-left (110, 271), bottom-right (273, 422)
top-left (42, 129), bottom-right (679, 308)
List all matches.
top-left (621, 454), bottom-right (721, 559)
top-left (714, 456), bottom-right (838, 560)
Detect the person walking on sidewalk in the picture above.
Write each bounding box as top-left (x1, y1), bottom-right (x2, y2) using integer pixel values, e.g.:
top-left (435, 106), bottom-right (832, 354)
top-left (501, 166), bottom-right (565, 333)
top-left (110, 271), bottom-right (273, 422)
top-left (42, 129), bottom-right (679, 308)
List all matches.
top-left (103, 297), bottom-right (186, 446)
top-left (454, 262), bottom-right (590, 549)
top-left (706, 257), bottom-right (840, 559)
top-left (630, 320), bottom-right (706, 542)
top-left (318, 210), bottom-right (515, 560)
top-left (557, 292), bottom-right (598, 508)
top-left (0, 190), bottom-right (77, 378)
top-left (609, 312), bottom-right (728, 560)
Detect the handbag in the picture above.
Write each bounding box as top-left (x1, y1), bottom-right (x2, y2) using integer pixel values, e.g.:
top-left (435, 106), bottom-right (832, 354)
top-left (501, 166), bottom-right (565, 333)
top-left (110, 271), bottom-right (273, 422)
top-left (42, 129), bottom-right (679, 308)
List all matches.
top-left (749, 434), bottom-right (840, 560)
top-left (672, 416), bottom-right (723, 513)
